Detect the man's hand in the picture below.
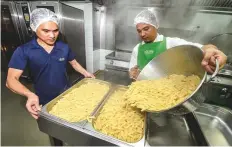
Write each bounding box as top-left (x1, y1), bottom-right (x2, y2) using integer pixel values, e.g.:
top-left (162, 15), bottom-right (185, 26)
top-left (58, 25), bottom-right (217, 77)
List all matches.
top-left (83, 71), bottom-right (95, 78)
top-left (129, 65), bottom-right (140, 80)
top-left (202, 45), bottom-right (227, 73)
top-left (69, 60), bottom-right (95, 78)
top-left (25, 93), bottom-right (41, 119)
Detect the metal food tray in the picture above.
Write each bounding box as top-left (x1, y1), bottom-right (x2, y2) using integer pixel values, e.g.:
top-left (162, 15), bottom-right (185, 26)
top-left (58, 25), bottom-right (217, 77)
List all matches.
top-left (37, 79), bottom-right (232, 146)
top-left (38, 78), bottom-right (232, 146)
top-left (39, 78), bottom-right (112, 128)
top-left (83, 85), bottom-right (147, 147)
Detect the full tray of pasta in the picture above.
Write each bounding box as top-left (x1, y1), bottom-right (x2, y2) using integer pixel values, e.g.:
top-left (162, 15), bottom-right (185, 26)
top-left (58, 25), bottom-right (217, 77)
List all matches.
top-left (84, 85), bottom-right (146, 146)
top-left (40, 78), bottom-right (111, 126)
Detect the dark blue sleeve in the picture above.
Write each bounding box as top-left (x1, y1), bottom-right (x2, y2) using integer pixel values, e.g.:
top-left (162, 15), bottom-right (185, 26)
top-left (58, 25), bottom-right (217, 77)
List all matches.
top-left (67, 47), bottom-right (76, 61)
top-left (8, 47), bottom-right (28, 70)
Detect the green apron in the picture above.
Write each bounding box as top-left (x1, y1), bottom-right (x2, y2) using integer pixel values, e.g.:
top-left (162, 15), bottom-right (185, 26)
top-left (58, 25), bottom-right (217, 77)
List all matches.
top-left (137, 37), bottom-right (167, 70)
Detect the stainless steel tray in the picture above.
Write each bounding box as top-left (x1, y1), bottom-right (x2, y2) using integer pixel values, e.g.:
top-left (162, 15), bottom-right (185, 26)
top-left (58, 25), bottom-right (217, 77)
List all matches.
top-left (39, 78), bottom-right (112, 127)
top-left (84, 85), bottom-right (147, 147)
top-left (38, 97), bottom-right (232, 146)
top-left (38, 77), bottom-right (232, 146)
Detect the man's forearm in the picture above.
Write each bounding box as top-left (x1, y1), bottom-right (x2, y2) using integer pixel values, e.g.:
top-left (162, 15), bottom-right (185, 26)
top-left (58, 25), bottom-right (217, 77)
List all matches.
top-left (6, 77), bottom-right (34, 98)
top-left (70, 60), bottom-right (87, 75)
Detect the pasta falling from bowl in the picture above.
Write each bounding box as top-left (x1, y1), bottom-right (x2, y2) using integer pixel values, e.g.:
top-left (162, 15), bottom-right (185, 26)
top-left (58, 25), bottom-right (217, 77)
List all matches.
top-left (124, 74), bottom-right (201, 112)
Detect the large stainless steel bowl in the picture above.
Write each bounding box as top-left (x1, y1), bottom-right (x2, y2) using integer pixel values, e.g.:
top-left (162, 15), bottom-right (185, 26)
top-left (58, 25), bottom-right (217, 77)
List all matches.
top-left (137, 45), bottom-right (219, 115)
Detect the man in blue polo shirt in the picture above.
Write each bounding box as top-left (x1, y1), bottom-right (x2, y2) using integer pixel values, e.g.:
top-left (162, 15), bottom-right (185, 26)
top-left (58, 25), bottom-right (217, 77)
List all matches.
top-left (6, 8), bottom-right (94, 120)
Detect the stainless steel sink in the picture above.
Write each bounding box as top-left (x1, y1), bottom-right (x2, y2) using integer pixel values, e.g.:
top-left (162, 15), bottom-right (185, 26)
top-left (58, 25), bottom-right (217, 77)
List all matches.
top-left (146, 104), bottom-right (232, 146)
top-left (195, 104), bottom-right (232, 146)
top-left (147, 114), bottom-right (194, 146)
top-left (105, 51), bottom-right (132, 62)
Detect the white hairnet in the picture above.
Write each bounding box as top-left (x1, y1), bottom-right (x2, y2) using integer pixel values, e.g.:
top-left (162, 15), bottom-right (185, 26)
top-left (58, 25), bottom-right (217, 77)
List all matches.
top-left (134, 9), bottom-right (159, 29)
top-left (30, 8), bottom-right (59, 32)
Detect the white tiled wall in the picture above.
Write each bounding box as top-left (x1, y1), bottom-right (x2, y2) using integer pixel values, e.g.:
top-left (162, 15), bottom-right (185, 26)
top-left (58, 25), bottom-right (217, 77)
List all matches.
top-left (94, 49), bottom-right (113, 72)
top-left (84, 3), bottom-right (94, 73)
top-left (99, 49), bottom-right (114, 70)
top-left (93, 49), bottom-right (100, 73)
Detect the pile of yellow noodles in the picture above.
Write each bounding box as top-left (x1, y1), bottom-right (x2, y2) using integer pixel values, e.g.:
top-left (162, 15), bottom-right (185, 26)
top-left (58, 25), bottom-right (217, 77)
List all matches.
top-left (124, 74), bottom-right (200, 112)
top-left (93, 90), bottom-right (145, 143)
top-left (49, 82), bottom-right (109, 122)
top-left (49, 74), bottom-right (200, 142)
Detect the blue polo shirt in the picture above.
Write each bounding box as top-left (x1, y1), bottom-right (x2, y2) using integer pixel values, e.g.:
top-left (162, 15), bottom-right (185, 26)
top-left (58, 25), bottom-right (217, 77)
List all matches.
top-left (8, 38), bottom-right (76, 105)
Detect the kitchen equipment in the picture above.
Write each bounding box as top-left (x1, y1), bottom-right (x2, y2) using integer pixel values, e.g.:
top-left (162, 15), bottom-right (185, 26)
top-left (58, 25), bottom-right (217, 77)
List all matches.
top-left (204, 33), bottom-right (232, 108)
top-left (86, 85), bottom-right (147, 146)
top-left (203, 76), bottom-right (232, 108)
top-left (1, 1), bottom-right (32, 79)
top-left (136, 45), bottom-right (221, 145)
top-left (38, 100), bottom-right (232, 146)
top-left (37, 72), bottom-right (232, 146)
top-left (43, 78), bottom-right (112, 126)
top-left (137, 45), bottom-right (219, 115)
top-left (209, 33), bottom-right (232, 66)
top-left (39, 81), bottom-right (147, 146)
top-left (105, 50), bottom-right (132, 86)
top-left (146, 103), bottom-right (232, 146)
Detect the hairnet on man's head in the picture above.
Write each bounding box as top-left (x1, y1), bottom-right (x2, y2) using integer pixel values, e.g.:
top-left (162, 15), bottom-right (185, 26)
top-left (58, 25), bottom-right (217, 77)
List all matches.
top-left (30, 8), bottom-right (59, 32)
top-left (134, 9), bottom-right (159, 29)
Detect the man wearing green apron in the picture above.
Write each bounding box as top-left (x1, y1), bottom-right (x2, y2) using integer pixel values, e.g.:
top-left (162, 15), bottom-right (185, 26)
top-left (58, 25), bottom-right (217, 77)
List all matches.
top-left (129, 9), bottom-right (227, 79)
top-left (137, 37), bottom-right (166, 70)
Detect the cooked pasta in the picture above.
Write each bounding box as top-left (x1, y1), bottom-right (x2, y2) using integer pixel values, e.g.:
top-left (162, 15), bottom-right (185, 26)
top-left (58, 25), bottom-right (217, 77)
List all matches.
top-left (93, 90), bottom-right (145, 143)
top-left (124, 74), bottom-right (200, 112)
top-left (49, 82), bottom-right (109, 122)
